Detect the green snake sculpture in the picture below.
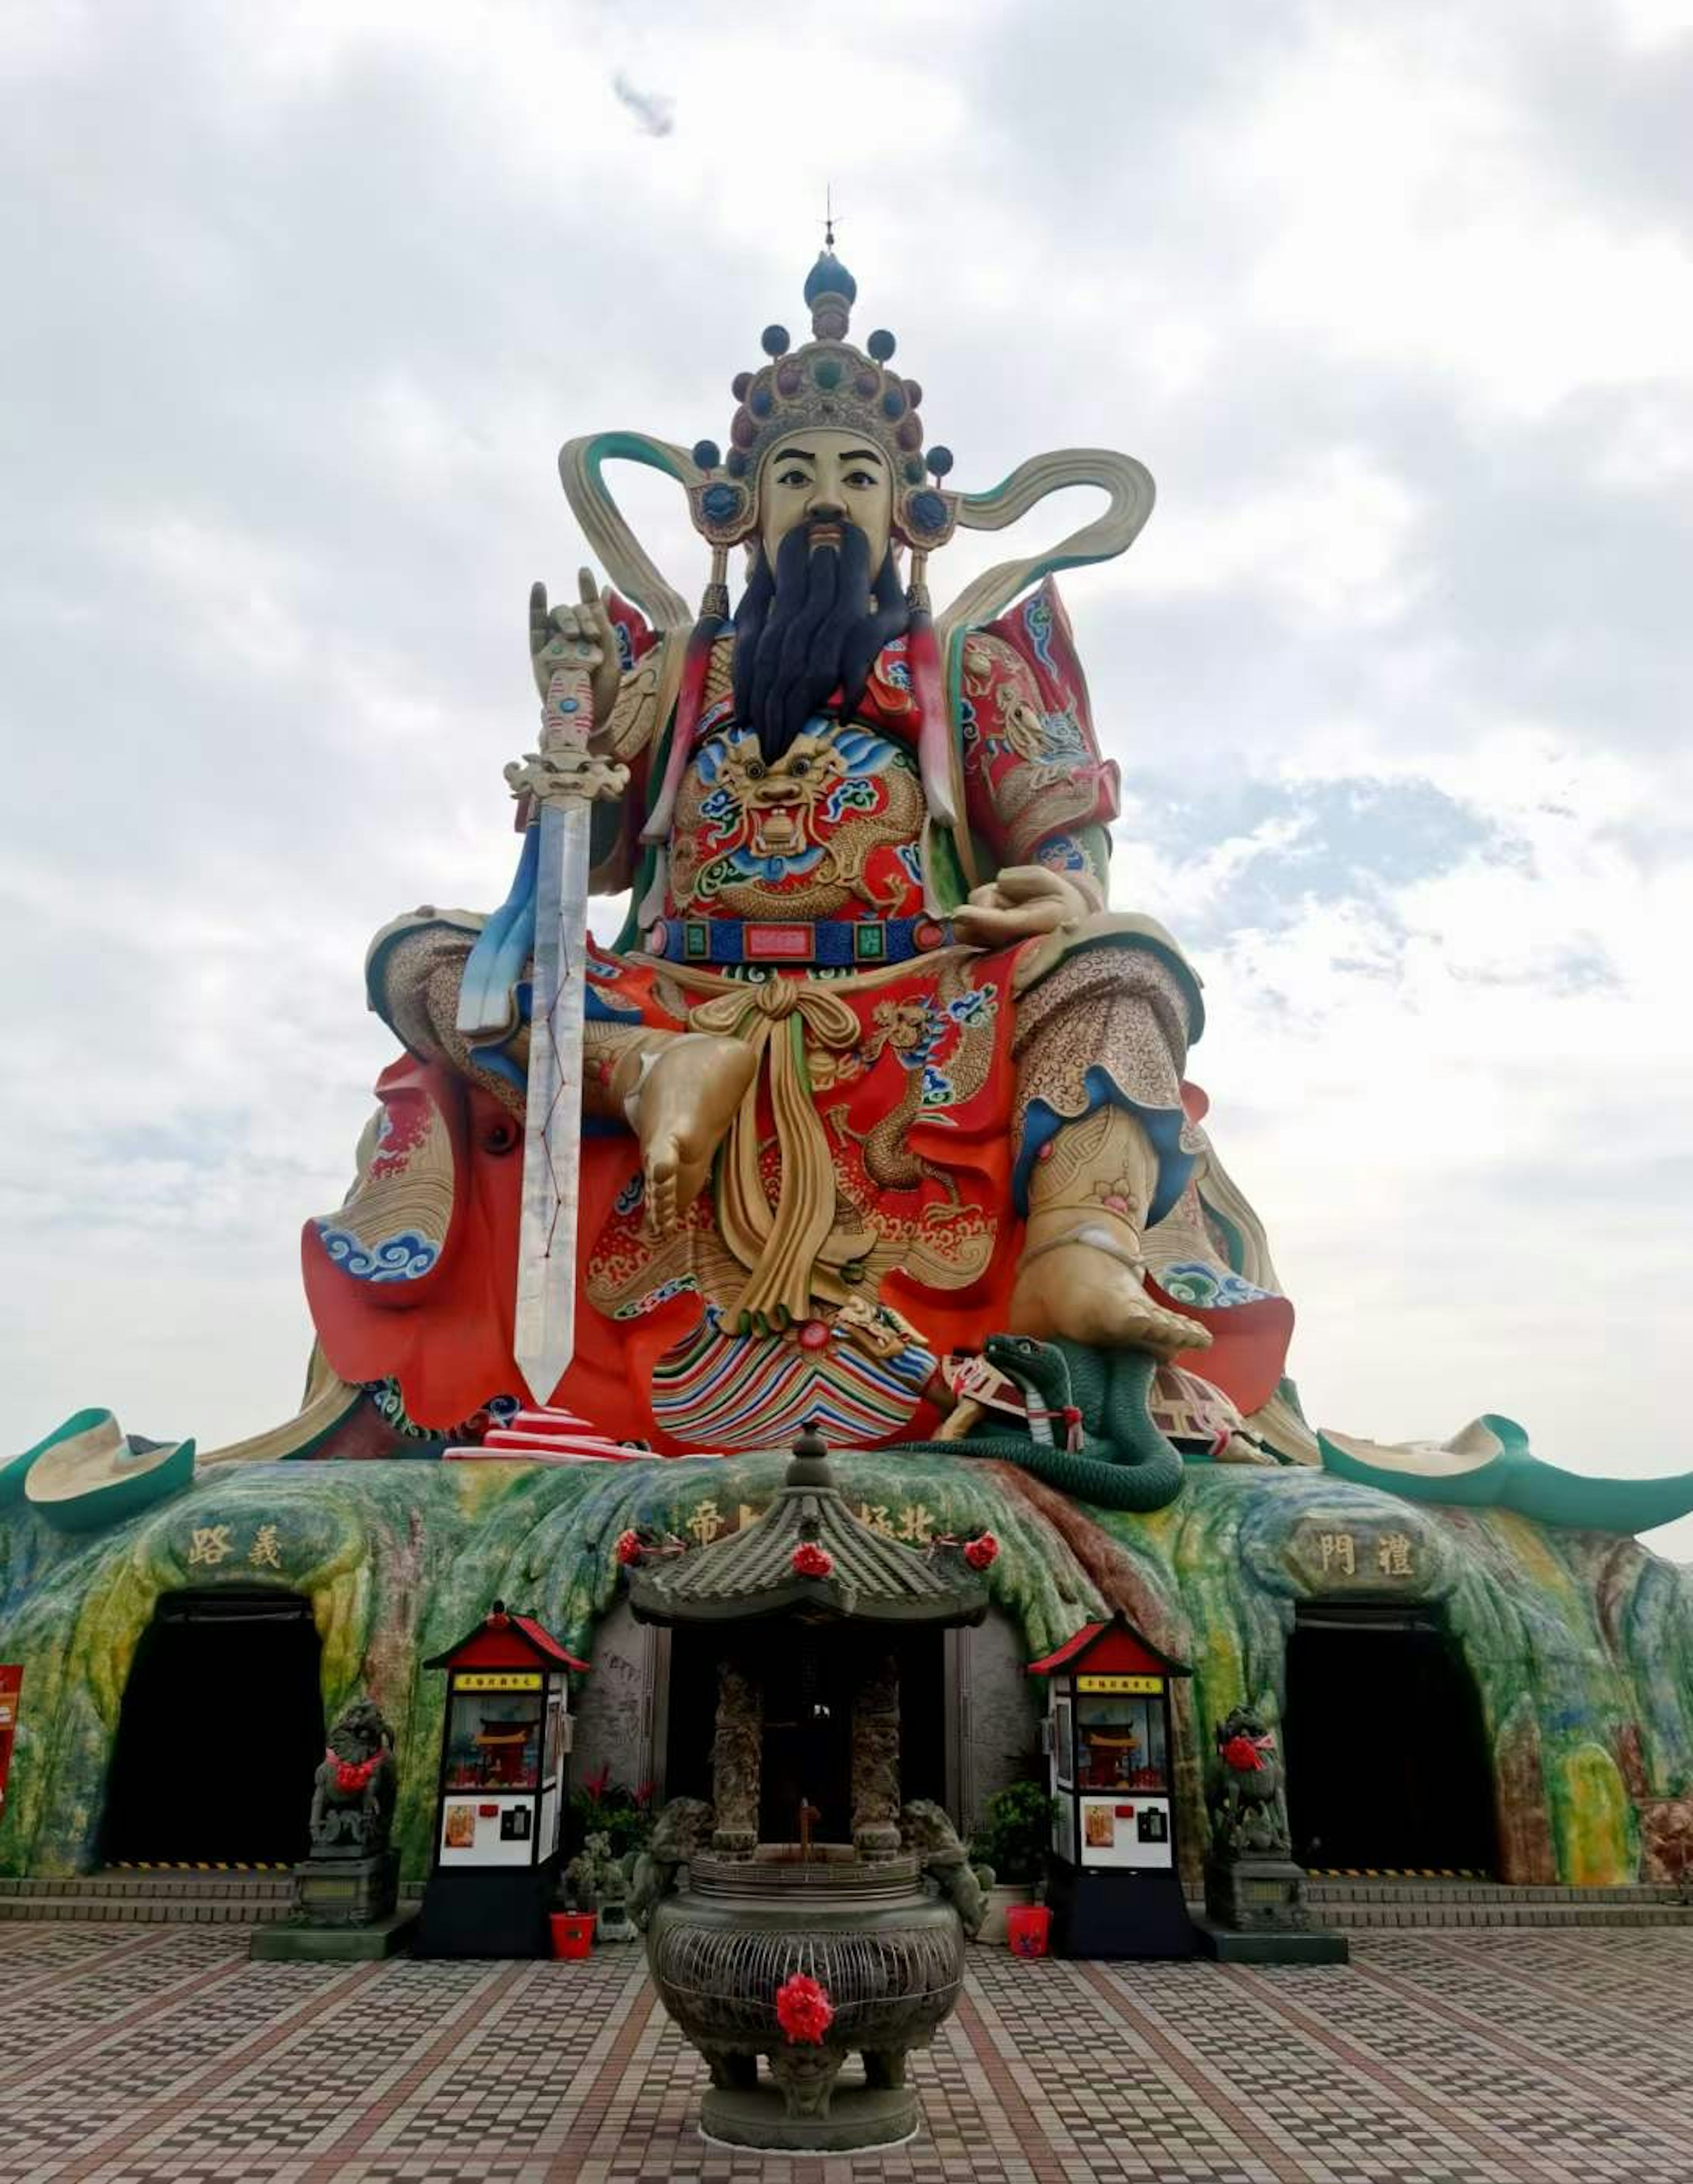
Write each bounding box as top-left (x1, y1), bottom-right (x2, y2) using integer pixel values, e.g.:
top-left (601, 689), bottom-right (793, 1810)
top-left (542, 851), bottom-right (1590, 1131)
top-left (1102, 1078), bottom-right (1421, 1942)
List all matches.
top-left (904, 1334), bottom-right (1187, 1512)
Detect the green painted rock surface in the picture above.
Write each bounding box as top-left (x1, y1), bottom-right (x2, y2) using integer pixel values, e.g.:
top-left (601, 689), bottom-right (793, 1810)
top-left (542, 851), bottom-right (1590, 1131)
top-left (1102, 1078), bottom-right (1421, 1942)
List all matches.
top-left (3, 1455), bottom-right (1692, 1888)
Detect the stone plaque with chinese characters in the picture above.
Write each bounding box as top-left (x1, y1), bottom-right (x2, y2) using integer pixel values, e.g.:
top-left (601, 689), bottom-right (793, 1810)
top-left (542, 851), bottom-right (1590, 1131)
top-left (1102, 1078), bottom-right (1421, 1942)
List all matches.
top-left (1287, 1516), bottom-right (1432, 1595)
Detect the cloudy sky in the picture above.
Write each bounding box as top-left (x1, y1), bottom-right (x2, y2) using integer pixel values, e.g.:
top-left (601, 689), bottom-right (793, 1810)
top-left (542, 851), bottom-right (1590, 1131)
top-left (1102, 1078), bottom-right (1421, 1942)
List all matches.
top-left (5, 1), bottom-right (1693, 1549)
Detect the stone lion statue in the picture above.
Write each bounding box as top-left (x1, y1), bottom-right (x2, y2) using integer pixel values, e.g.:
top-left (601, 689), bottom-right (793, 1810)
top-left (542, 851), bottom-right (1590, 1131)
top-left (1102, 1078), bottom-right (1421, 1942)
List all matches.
top-left (309, 1698), bottom-right (396, 1860)
top-left (629, 1796), bottom-right (716, 1930)
top-left (1207, 1704), bottom-right (1290, 1859)
top-left (563, 1828), bottom-right (614, 1913)
top-left (900, 1798), bottom-right (988, 1939)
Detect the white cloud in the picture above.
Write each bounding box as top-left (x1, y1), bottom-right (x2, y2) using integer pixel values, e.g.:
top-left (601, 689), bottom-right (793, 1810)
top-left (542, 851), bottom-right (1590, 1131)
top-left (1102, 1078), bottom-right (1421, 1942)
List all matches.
top-left (1612, 0), bottom-right (1693, 49)
top-left (2, 0), bottom-right (1690, 1569)
top-left (1235, 18), bottom-right (1693, 421)
top-left (1130, 445), bottom-right (1428, 627)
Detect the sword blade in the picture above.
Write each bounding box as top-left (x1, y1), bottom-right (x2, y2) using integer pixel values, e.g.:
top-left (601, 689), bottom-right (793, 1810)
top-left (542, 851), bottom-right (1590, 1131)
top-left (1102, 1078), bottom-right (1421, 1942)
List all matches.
top-left (513, 795), bottom-right (592, 1405)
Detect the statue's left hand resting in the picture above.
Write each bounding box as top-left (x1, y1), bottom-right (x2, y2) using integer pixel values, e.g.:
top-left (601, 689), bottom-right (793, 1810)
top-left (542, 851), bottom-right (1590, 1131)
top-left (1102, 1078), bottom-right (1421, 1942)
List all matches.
top-left (529, 566), bottom-right (622, 729)
top-left (954, 864), bottom-right (1101, 948)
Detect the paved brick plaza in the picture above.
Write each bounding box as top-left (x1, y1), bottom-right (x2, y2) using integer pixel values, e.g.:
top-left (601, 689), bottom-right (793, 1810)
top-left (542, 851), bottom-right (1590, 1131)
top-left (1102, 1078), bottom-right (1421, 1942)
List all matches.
top-left (4, 1923), bottom-right (1693, 2184)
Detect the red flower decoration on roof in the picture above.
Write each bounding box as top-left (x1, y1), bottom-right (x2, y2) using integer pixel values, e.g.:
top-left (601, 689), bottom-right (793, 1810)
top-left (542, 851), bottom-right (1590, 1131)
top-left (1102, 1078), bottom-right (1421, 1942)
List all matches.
top-left (615, 1530), bottom-right (643, 1567)
top-left (963, 1532), bottom-right (999, 1570)
top-left (791, 1541), bottom-right (834, 1579)
top-left (774, 1971), bottom-right (835, 2045)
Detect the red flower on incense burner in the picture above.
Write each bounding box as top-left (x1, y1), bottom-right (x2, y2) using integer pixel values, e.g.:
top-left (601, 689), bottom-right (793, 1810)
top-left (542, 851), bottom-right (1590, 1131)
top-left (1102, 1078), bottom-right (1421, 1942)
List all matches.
top-left (963, 1532), bottom-right (999, 1570)
top-left (1220, 1733), bottom-right (1268, 1773)
top-left (774, 1971), bottom-right (835, 2045)
top-left (791, 1542), bottom-right (834, 1579)
top-left (615, 1530), bottom-right (643, 1566)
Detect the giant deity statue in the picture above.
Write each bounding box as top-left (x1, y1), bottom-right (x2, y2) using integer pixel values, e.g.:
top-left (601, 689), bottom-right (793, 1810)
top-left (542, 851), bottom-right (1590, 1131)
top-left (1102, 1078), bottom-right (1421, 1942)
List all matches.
top-left (299, 252), bottom-right (1296, 1459)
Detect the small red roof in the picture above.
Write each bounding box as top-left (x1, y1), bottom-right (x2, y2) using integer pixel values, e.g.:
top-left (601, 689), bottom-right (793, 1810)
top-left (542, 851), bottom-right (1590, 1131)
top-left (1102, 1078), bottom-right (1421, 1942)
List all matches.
top-left (511, 1613), bottom-right (587, 1668)
top-left (424, 1604), bottom-right (588, 1674)
top-left (1026, 1613), bottom-right (1190, 1680)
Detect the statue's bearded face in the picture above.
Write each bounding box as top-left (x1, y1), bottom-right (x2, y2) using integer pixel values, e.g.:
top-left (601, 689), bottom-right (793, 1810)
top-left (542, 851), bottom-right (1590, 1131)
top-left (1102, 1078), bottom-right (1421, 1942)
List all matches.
top-left (757, 429), bottom-right (894, 570)
top-left (732, 430), bottom-right (910, 765)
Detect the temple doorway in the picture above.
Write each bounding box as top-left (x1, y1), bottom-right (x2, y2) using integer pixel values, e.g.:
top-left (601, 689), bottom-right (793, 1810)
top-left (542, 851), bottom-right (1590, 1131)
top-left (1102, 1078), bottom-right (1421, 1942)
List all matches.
top-left (102, 1587), bottom-right (324, 1867)
top-left (661, 1622), bottom-right (947, 1840)
top-left (1284, 1604), bottom-right (1497, 1875)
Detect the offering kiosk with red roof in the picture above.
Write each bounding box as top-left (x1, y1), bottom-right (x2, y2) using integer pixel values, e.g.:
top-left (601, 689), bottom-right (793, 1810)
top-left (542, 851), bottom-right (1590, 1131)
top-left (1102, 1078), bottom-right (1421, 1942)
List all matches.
top-left (1028, 1614), bottom-right (1194, 1958)
top-left (418, 1601), bottom-right (586, 1957)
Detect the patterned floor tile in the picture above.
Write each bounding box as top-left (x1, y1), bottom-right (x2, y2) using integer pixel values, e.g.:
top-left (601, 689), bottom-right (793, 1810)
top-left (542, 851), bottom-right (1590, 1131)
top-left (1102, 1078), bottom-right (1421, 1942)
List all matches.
top-left (0, 1925), bottom-right (1691, 2182)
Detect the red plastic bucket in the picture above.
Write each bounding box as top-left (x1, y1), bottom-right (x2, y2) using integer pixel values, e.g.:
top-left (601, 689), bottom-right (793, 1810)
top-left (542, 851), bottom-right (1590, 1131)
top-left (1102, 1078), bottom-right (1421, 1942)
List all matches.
top-left (550, 1911), bottom-right (595, 1960)
top-left (1006, 1905), bottom-right (1051, 1958)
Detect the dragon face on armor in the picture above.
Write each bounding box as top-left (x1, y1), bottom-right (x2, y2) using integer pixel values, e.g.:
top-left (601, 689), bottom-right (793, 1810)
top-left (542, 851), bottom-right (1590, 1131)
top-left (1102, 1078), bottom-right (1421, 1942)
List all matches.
top-left (715, 731), bottom-right (850, 861)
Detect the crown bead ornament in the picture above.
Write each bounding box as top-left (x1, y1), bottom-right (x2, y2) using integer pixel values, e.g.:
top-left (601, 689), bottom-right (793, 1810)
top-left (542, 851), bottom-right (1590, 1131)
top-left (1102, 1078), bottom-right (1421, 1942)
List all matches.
top-left (804, 247), bottom-right (857, 340)
top-left (686, 253), bottom-right (960, 555)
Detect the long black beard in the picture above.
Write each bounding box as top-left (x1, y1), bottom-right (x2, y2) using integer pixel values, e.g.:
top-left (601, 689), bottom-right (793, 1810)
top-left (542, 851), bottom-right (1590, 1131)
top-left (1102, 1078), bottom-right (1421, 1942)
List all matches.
top-left (731, 520), bottom-right (910, 763)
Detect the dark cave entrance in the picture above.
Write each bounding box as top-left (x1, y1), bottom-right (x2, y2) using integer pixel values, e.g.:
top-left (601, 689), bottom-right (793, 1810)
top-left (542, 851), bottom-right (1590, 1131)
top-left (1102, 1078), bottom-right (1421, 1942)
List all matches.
top-left (1284, 1604), bottom-right (1497, 1876)
top-left (101, 1587), bottom-right (324, 1867)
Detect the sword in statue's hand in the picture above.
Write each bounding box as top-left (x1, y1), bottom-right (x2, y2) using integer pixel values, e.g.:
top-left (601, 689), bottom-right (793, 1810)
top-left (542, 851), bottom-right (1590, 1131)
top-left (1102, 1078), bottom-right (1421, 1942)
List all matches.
top-left (502, 569), bottom-right (629, 1406)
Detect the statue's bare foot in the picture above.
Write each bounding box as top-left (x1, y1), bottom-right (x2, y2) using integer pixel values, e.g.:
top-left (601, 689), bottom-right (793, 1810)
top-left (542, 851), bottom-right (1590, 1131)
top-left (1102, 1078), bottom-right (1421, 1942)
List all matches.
top-left (1007, 1231), bottom-right (1212, 1357)
top-left (621, 1033), bottom-right (757, 1239)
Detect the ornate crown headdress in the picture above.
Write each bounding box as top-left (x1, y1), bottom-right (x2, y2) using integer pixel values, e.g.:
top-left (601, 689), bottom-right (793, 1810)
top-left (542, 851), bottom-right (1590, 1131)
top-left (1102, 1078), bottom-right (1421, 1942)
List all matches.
top-left (682, 250), bottom-right (958, 559)
top-left (557, 249), bottom-right (1156, 903)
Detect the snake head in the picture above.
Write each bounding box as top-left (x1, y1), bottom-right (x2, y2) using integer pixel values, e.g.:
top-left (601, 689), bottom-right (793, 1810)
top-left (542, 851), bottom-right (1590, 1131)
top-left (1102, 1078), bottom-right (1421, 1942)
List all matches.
top-left (983, 1332), bottom-right (1060, 1380)
top-left (978, 1328), bottom-right (1044, 1363)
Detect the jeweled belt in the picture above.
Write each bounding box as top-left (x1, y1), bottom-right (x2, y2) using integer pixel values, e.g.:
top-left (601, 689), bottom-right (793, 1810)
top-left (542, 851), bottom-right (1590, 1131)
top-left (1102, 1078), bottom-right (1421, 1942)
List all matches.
top-left (643, 913), bottom-right (954, 968)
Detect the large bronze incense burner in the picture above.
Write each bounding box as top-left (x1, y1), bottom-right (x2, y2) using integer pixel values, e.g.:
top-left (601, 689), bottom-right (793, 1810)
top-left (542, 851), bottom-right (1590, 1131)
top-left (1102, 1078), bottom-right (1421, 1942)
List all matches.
top-left (626, 1425), bottom-right (989, 2152)
top-left (645, 1850), bottom-right (967, 2135)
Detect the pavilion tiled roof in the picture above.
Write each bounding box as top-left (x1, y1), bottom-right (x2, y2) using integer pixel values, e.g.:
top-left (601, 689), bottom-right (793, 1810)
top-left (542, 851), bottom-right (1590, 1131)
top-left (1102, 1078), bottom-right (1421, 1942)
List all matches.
top-left (626, 1425), bottom-right (988, 1629)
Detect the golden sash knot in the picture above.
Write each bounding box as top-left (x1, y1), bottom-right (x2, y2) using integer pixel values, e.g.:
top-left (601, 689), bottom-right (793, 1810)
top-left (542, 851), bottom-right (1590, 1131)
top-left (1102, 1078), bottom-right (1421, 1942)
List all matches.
top-left (686, 980), bottom-right (862, 1327)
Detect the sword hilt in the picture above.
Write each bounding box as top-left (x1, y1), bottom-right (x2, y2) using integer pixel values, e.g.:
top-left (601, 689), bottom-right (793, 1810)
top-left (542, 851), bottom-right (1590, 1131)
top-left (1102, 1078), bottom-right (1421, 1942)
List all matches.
top-left (541, 649), bottom-right (597, 760)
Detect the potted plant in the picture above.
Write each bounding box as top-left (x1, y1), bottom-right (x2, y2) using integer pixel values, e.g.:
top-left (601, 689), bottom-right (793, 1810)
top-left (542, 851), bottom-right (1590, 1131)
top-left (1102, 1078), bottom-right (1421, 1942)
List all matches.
top-left (562, 1767), bottom-right (656, 1863)
top-left (968, 1780), bottom-right (1057, 1945)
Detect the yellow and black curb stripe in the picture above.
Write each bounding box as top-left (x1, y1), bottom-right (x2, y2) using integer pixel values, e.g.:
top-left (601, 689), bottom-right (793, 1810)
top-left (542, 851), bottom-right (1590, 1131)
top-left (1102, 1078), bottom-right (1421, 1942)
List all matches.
top-left (109, 1861), bottom-right (289, 1874)
top-left (1310, 1867), bottom-right (1486, 1880)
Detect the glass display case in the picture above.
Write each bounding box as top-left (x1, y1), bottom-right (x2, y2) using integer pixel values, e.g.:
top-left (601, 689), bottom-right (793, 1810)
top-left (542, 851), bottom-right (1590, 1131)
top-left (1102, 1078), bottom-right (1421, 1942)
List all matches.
top-left (1028, 1613), bottom-right (1195, 1958)
top-left (1074, 1686), bottom-right (1169, 1794)
top-left (443, 1688), bottom-right (544, 1793)
top-left (418, 1603), bottom-right (586, 1958)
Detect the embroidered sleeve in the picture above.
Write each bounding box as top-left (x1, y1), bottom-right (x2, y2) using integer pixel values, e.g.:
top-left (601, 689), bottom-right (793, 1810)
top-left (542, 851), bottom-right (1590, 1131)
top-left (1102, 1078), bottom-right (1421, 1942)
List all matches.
top-left (581, 601), bottom-right (672, 891)
top-left (959, 623), bottom-right (1120, 871)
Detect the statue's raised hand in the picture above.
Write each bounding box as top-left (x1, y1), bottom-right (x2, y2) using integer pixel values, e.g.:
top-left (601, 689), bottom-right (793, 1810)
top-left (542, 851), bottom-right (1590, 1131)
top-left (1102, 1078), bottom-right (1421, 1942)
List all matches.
top-left (529, 567), bottom-right (621, 725)
top-left (954, 864), bottom-right (1097, 948)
